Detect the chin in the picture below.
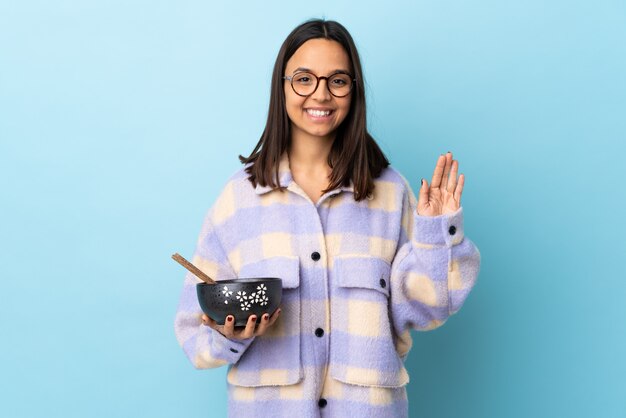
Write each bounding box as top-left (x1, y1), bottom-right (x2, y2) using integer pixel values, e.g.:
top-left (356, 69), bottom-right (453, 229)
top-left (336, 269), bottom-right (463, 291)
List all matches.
top-left (307, 128), bottom-right (337, 139)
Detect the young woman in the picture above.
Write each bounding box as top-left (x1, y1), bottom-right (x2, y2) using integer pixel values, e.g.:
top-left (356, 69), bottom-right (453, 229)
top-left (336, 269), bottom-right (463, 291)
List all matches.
top-left (175, 18), bottom-right (480, 418)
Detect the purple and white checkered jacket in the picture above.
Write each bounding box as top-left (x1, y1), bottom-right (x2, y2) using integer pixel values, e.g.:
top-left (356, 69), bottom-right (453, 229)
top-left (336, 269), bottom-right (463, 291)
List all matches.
top-left (174, 151), bottom-right (481, 417)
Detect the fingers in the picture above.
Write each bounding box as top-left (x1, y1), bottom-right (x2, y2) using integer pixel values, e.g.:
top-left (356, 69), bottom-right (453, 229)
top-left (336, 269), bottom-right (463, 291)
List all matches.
top-left (447, 159), bottom-right (459, 193)
top-left (202, 314), bottom-right (219, 329)
top-left (240, 315), bottom-right (258, 339)
top-left (204, 309), bottom-right (284, 340)
top-left (429, 154), bottom-right (446, 189)
top-left (257, 308), bottom-right (282, 336)
top-left (454, 173), bottom-right (464, 203)
top-left (254, 313), bottom-right (271, 336)
top-left (417, 178), bottom-right (429, 215)
top-left (202, 314), bottom-right (232, 339)
top-left (222, 315), bottom-right (236, 338)
top-left (441, 152), bottom-right (452, 190)
top-left (267, 308), bottom-right (282, 327)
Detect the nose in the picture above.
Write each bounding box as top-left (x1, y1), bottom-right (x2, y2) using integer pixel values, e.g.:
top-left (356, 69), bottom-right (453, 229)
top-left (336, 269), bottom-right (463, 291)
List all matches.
top-left (310, 77), bottom-right (332, 101)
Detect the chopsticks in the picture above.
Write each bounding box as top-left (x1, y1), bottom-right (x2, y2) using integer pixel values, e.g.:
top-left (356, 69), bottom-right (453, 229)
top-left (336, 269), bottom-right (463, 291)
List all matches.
top-left (171, 253), bottom-right (216, 284)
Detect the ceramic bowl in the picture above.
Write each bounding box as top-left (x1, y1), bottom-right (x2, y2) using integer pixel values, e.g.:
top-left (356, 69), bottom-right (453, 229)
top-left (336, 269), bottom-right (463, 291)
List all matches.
top-left (196, 278), bottom-right (282, 327)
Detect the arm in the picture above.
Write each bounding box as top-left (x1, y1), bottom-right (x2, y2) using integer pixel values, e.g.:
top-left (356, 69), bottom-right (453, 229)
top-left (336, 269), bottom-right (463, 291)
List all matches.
top-left (173, 207), bottom-right (255, 369)
top-left (390, 153), bottom-right (481, 334)
top-left (390, 204), bottom-right (481, 333)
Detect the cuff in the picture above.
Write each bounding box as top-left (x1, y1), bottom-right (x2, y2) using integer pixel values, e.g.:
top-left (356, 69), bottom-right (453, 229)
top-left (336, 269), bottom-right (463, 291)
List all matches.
top-left (413, 206), bottom-right (464, 247)
top-left (210, 328), bottom-right (255, 363)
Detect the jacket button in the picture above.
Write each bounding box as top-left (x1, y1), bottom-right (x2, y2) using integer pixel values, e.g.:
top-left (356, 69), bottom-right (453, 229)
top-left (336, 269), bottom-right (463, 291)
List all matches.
top-left (230, 348), bottom-right (239, 353)
top-left (318, 398), bottom-right (327, 408)
top-left (448, 225), bottom-right (457, 235)
top-left (315, 328), bottom-right (324, 338)
top-left (379, 278), bottom-right (386, 288)
top-left (311, 251), bottom-right (321, 261)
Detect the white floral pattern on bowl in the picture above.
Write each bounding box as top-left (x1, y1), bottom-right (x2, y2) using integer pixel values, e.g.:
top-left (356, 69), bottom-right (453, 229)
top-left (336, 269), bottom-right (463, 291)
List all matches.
top-left (222, 285), bottom-right (271, 311)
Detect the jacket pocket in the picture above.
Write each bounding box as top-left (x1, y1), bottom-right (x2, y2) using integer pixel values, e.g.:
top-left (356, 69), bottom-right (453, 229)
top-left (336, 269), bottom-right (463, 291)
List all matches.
top-left (227, 255), bottom-right (302, 387)
top-left (329, 255), bottom-right (409, 388)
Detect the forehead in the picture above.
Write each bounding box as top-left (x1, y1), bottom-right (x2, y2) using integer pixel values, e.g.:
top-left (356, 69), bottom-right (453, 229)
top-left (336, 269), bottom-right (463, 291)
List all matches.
top-left (285, 38), bottom-right (351, 74)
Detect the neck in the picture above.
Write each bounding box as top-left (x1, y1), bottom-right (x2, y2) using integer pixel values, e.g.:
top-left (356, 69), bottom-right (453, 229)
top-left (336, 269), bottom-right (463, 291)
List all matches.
top-left (288, 128), bottom-right (335, 173)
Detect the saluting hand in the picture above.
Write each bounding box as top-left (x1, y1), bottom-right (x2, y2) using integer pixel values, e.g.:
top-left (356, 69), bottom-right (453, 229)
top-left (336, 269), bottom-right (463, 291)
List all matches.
top-left (417, 151), bottom-right (464, 216)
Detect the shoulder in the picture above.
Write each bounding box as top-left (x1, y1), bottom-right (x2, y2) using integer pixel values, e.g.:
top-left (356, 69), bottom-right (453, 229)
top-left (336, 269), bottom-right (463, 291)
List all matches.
top-left (376, 165), bottom-right (414, 193)
top-left (225, 164), bottom-right (252, 187)
top-left (208, 165), bottom-right (256, 224)
top-left (374, 166), bottom-right (418, 208)
top-left (213, 163), bottom-right (254, 194)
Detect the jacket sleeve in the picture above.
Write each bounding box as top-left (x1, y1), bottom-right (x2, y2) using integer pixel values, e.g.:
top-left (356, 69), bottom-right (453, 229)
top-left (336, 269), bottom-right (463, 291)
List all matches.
top-left (174, 206), bottom-right (255, 369)
top-left (389, 180), bottom-right (481, 335)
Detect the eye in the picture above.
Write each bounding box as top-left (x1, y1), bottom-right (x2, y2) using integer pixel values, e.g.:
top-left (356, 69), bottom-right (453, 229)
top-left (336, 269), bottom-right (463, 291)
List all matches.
top-left (329, 74), bottom-right (352, 87)
top-left (293, 73), bottom-right (314, 84)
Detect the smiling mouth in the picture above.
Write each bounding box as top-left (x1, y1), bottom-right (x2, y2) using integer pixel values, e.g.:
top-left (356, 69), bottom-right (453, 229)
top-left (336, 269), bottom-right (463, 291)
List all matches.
top-left (305, 109), bottom-right (334, 117)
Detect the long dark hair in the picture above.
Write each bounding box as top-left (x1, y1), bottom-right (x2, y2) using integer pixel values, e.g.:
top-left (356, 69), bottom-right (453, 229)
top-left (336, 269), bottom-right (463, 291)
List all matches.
top-left (238, 18), bottom-right (389, 201)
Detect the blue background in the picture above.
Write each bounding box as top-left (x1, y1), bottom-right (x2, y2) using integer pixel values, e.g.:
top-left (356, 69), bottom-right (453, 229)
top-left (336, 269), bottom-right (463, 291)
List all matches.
top-left (1, 1), bottom-right (625, 417)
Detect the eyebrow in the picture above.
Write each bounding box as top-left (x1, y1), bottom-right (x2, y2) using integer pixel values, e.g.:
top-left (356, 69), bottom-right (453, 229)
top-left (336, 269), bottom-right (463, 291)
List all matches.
top-left (292, 67), bottom-right (351, 74)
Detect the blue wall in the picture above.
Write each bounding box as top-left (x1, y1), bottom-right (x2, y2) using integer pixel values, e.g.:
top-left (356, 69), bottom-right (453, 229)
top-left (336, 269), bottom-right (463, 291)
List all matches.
top-left (1, 1), bottom-right (625, 417)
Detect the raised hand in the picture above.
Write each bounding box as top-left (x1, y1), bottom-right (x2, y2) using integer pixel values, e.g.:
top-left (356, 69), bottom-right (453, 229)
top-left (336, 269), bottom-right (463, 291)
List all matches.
top-left (417, 151), bottom-right (464, 216)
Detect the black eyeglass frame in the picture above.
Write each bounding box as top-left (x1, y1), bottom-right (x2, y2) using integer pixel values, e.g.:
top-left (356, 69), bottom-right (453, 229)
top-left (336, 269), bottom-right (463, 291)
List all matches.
top-left (283, 71), bottom-right (356, 98)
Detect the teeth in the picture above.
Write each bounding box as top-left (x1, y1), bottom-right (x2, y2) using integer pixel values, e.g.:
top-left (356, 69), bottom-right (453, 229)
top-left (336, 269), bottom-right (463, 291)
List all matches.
top-left (306, 109), bottom-right (331, 116)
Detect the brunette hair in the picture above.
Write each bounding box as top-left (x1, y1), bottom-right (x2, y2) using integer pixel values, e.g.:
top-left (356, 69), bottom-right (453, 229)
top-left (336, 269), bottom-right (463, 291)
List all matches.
top-left (238, 18), bottom-right (389, 201)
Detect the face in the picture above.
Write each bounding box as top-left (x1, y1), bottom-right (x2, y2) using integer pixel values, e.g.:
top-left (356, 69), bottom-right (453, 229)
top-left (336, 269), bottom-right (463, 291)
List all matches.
top-left (283, 38), bottom-right (353, 142)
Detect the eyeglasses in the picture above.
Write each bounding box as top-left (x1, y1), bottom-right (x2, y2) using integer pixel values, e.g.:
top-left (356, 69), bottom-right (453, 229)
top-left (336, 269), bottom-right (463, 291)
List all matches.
top-left (283, 71), bottom-right (355, 98)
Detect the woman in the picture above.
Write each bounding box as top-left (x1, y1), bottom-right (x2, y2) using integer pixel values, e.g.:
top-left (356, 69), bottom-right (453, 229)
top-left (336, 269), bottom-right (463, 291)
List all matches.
top-left (174, 18), bottom-right (480, 418)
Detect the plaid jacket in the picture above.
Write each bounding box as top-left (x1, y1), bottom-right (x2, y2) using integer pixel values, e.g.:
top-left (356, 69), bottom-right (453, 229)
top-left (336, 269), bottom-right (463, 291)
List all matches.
top-left (174, 151), bottom-right (481, 417)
